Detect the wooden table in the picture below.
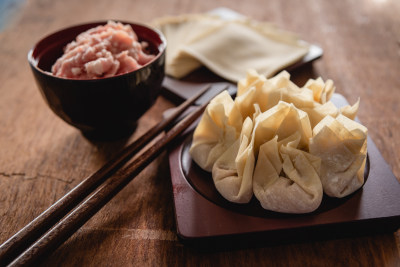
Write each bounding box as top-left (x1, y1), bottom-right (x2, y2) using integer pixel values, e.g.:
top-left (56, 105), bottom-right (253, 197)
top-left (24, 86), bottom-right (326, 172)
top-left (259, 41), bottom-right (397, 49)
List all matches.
top-left (1, 0), bottom-right (399, 266)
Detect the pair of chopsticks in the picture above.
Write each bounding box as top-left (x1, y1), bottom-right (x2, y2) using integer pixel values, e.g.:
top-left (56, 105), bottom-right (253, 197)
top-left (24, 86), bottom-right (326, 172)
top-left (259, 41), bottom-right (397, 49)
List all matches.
top-left (0, 84), bottom-right (226, 266)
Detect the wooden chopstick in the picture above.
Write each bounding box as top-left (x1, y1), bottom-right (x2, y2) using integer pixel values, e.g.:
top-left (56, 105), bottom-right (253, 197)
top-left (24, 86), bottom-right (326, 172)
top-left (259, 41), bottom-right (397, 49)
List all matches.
top-left (7, 91), bottom-right (220, 266)
top-left (0, 84), bottom-right (216, 267)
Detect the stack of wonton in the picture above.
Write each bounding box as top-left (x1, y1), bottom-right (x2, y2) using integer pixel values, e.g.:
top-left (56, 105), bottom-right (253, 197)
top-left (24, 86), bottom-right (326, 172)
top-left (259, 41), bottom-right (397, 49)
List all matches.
top-left (190, 70), bottom-right (368, 214)
top-left (152, 14), bottom-right (309, 82)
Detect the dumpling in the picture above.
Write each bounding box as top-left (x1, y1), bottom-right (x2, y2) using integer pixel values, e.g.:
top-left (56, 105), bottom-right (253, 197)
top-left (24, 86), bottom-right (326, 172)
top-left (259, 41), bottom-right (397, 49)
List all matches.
top-left (252, 101), bottom-right (312, 153)
top-left (300, 77), bottom-right (360, 128)
top-left (237, 70), bottom-right (317, 115)
top-left (236, 70), bottom-right (360, 130)
top-left (237, 69), bottom-right (268, 97)
top-left (309, 115), bottom-right (368, 197)
top-left (301, 101), bottom-right (339, 129)
top-left (253, 134), bottom-right (323, 213)
top-left (212, 117), bottom-right (255, 203)
top-left (303, 77), bottom-right (335, 104)
top-left (339, 98), bottom-right (360, 120)
top-left (190, 90), bottom-right (243, 171)
top-left (250, 102), bottom-right (320, 213)
top-left (234, 70), bottom-right (273, 119)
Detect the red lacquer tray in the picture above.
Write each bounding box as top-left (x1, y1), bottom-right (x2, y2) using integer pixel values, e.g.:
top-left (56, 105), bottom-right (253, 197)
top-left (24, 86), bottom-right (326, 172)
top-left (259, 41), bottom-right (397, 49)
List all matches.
top-left (167, 94), bottom-right (400, 249)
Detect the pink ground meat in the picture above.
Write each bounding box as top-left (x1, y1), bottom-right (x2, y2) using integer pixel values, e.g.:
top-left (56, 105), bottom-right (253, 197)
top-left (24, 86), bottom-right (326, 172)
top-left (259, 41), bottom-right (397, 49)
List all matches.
top-left (52, 21), bottom-right (155, 79)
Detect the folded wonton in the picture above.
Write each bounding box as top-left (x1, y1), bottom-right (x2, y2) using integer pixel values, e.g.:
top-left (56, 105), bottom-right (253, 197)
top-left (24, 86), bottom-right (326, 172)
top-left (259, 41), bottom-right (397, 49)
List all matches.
top-left (189, 91), bottom-right (243, 171)
top-left (212, 117), bottom-right (255, 203)
top-left (252, 101), bottom-right (312, 153)
top-left (309, 115), bottom-right (368, 197)
top-left (303, 77), bottom-right (335, 104)
top-left (253, 134), bottom-right (323, 213)
top-left (236, 70), bottom-right (360, 128)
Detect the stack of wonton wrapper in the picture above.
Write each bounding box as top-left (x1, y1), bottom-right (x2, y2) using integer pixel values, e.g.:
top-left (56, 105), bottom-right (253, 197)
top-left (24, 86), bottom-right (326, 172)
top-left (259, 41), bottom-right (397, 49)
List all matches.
top-left (152, 14), bottom-right (310, 82)
top-left (190, 70), bottom-right (368, 214)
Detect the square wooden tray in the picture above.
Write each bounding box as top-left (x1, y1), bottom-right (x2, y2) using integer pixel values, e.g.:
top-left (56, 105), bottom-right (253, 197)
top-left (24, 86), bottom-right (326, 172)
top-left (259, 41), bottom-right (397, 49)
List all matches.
top-left (167, 94), bottom-right (400, 249)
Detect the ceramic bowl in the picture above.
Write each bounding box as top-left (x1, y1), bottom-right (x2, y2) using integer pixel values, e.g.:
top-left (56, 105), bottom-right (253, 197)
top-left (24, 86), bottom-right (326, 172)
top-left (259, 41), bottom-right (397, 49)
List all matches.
top-left (28, 21), bottom-right (166, 139)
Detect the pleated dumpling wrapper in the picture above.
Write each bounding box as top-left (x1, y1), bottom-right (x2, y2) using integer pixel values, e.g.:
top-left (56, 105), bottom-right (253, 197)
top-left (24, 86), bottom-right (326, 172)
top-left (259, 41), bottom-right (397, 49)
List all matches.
top-left (189, 90), bottom-right (243, 172)
top-left (253, 133), bottom-right (323, 213)
top-left (250, 101), bottom-right (322, 213)
top-left (237, 69), bottom-right (316, 115)
top-left (234, 70), bottom-right (312, 119)
top-left (309, 114), bottom-right (368, 197)
top-left (237, 69), bottom-right (360, 129)
top-left (212, 116), bottom-right (255, 203)
top-left (152, 14), bottom-right (309, 82)
top-left (301, 77), bottom-right (360, 127)
top-left (252, 101), bottom-right (312, 154)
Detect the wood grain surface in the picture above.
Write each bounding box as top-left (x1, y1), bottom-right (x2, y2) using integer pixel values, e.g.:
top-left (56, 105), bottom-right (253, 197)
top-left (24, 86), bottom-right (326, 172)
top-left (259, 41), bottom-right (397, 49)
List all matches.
top-left (0, 0), bottom-right (399, 266)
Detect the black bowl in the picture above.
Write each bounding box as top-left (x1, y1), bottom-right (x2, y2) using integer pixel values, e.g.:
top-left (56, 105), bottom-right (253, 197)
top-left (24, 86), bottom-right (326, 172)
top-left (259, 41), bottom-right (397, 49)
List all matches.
top-left (28, 21), bottom-right (166, 140)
